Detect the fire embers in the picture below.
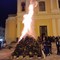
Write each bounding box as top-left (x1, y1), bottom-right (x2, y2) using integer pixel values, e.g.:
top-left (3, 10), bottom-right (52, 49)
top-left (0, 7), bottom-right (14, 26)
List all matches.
top-left (12, 36), bottom-right (42, 58)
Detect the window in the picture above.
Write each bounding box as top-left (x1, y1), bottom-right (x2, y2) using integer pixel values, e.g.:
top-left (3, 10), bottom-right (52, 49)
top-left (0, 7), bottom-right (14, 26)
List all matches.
top-left (21, 2), bottom-right (26, 11)
top-left (58, 0), bottom-right (60, 8)
top-left (40, 26), bottom-right (47, 36)
top-left (39, 1), bottom-right (45, 11)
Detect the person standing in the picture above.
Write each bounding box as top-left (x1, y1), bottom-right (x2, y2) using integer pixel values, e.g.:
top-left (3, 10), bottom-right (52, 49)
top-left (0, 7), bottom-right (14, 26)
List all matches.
top-left (56, 37), bottom-right (60, 55)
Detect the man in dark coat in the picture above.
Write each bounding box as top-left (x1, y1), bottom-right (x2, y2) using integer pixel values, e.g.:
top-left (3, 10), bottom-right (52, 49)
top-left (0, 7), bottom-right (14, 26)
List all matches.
top-left (56, 37), bottom-right (60, 55)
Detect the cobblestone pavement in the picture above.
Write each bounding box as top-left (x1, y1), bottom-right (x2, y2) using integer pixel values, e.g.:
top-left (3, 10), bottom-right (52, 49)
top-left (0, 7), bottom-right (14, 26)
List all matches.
top-left (0, 43), bottom-right (60, 60)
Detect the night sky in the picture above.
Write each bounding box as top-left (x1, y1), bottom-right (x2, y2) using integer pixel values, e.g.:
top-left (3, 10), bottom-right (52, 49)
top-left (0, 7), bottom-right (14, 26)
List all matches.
top-left (0, 0), bottom-right (17, 28)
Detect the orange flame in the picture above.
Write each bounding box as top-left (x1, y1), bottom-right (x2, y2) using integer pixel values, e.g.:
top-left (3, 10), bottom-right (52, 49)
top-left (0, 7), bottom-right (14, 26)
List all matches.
top-left (18, 0), bottom-right (38, 42)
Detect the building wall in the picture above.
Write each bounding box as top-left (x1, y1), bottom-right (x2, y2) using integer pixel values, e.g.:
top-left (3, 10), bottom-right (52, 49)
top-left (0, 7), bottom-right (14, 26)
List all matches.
top-left (0, 27), bottom-right (5, 37)
top-left (5, 0), bottom-right (60, 42)
top-left (5, 16), bottom-right (17, 43)
top-left (34, 19), bottom-right (53, 37)
top-left (17, 0), bottom-right (60, 39)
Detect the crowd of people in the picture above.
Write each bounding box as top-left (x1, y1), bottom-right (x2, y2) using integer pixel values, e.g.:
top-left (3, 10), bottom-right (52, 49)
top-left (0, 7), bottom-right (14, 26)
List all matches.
top-left (12, 34), bottom-right (60, 58)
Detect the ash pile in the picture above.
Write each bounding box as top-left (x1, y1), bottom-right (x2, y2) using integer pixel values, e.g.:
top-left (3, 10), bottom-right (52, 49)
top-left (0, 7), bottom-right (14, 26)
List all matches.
top-left (12, 36), bottom-right (42, 58)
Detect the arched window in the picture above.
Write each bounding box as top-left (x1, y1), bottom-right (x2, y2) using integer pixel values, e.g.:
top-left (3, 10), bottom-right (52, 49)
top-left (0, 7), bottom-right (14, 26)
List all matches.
top-left (39, 1), bottom-right (45, 11)
top-left (58, 0), bottom-right (60, 8)
top-left (21, 2), bottom-right (26, 11)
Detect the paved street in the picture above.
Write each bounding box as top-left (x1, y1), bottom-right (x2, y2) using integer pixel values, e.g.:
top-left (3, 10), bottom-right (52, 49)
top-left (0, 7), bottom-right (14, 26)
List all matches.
top-left (0, 43), bottom-right (60, 60)
top-left (0, 49), bottom-right (13, 60)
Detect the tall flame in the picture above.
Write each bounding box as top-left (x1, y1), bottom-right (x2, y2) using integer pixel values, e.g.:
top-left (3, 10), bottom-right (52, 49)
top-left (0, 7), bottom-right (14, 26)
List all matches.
top-left (18, 0), bottom-right (37, 42)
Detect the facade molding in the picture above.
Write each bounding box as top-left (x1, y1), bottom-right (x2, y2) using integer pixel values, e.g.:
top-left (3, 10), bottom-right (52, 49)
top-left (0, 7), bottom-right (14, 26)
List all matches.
top-left (57, 19), bottom-right (60, 36)
top-left (17, 13), bottom-right (60, 20)
top-left (38, 0), bottom-right (45, 2)
top-left (57, 0), bottom-right (59, 11)
top-left (52, 19), bottom-right (57, 36)
top-left (51, 0), bottom-right (53, 12)
top-left (51, 0), bottom-right (59, 13)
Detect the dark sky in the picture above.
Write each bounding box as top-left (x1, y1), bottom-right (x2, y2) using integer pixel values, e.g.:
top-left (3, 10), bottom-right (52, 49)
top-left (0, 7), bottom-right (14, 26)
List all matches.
top-left (0, 0), bottom-right (17, 28)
